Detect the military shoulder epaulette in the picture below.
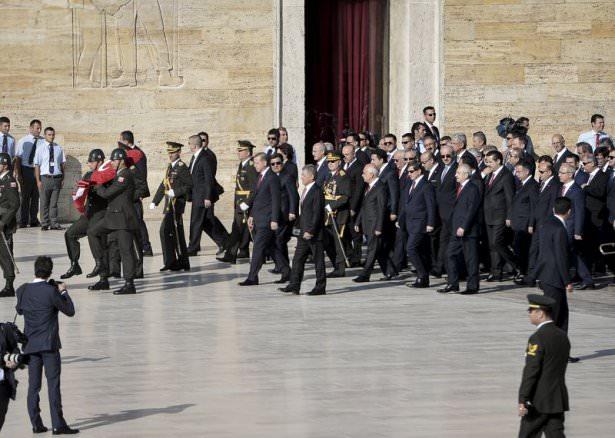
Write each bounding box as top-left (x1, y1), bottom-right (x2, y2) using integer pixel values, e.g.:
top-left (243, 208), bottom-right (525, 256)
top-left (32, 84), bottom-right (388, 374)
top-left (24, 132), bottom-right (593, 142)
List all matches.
top-left (248, 160), bottom-right (254, 166)
top-left (339, 170), bottom-right (346, 176)
top-left (178, 161), bottom-right (185, 166)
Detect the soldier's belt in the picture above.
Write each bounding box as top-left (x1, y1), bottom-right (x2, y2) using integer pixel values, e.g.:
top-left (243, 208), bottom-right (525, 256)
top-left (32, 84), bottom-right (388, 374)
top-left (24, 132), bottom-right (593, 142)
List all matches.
top-left (235, 190), bottom-right (251, 195)
top-left (324, 195), bottom-right (342, 200)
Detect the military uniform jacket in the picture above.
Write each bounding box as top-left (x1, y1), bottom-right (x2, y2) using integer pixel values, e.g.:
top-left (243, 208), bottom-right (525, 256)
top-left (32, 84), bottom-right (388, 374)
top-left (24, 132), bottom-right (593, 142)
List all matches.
top-left (234, 159), bottom-right (259, 216)
top-left (82, 171), bottom-right (107, 219)
top-left (518, 322), bottom-right (570, 414)
top-left (95, 167), bottom-right (139, 231)
top-left (0, 171), bottom-right (20, 233)
top-left (323, 169), bottom-right (351, 225)
top-left (153, 160), bottom-right (193, 214)
top-left (130, 164), bottom-right (150, 202)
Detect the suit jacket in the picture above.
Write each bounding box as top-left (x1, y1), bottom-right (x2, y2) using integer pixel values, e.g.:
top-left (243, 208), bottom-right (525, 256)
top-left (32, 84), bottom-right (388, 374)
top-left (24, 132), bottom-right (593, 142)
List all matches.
top-left (583, 170), bottom-right (608, 228)
top-left (281, 161), bottom-right (298, 183)
top-left (379, 162), bottom-right (400, 215)
top-left (563, 183), bottom-right (585, 237)
top-left (518, 322), bottom-right (570, 414)
top-left (316, 160), bottom-right (329, 185)
top-left (249, 169), bottom-right (281, 227)
top-left (608, 171), bottom-right (615, 223)
top-left (483, 167), bottom-right (515, 226)
top-left (399, 177), bottom-right (436, 234)
top-left (535, 215), bottom-right (571, 288)
top-left (96, 167), bottom-right (139, 231)
top-left (344, 159), bottom-right (365, 214)
top-left (278, 171), bottom-right (298, 222)
top-left (573, 168), bottom-right (589, 186)
top-left (357, 180), bottom-right (388, 236)
top-left (203, 147), bottom-right (225, 197)
top-left (427, 124), bottom-right (440, 145)
top-left (450, 181), bottom-right (480, 237)
top-left (16, 281), bottom-right (75, 354)
top-left (436, 162), bottom-right (458, 222)
top-left (533, 177), bottom-right (561, 228)
top-left (190, 148), bottom-right (218, 205)
top-left (510, 178), bottom-right (539, 232)
top-left (426, 163), bottom-right (443, 191)
top-left (298, 183), bottom-right (325, 240)
top-left (457, 149), bottom-right (478, 169)
top-left (553, 149), bottom-right (572, 174)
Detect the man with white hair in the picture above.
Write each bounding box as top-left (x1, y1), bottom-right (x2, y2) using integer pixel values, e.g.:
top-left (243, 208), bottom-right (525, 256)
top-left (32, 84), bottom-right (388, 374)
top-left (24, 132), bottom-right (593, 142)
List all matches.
top-left (313, 142), bottom-right (328, 185)
top-left (451, 133), bottom-right (477, 169)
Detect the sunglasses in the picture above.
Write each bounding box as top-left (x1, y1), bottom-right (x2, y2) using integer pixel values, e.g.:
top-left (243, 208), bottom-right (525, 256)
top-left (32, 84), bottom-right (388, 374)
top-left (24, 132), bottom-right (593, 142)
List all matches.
top-left (270, 161), bottom-right (282, 166)
top-left (582, 161), bottom-right (593, 165)
top-left (538, 170), bottom-right (547, 174)
top-left (426, 113), bottom-right (436, 116)
top-left (441, 154), bottom-right (452, 158)
top-left (267, 137), bottom-right (277, 141)
top-left (401, 140), bottom-right (411, 144)
top-left (384, 141), bottom-right (394, 146)
top-left (609, 156), bottom-right (615, 159)
top-left (403, 158), bottom-right (411, 161)
top-left (392, 159), bottom-right (399, 162)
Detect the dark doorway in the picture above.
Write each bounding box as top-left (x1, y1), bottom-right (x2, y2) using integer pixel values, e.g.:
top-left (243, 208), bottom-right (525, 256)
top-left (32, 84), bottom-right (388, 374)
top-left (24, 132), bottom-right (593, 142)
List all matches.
top-left (305, 0), bottom-right (388, 161)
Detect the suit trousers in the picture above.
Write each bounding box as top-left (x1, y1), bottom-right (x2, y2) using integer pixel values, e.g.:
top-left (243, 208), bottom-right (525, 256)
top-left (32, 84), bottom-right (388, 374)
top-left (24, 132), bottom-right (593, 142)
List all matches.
top-left (0, 230), bottom-right (14, 281)
top-left (541, 283), bottom-right (569, 333)
top-left (39, 176), bottom-right (62, 227)
top-left (437, 219), bottom-right (452, 274)
top-left (188, 205), bottom-right (229, 251)
top-left (160, 209), bottom-right (189, 268)
top-left (571, 239), bottom-right (592, 286)
top-left (486, 223), bottom-right (517, 274)
top-left (273, 222), bottom-right (293, 272)
top-left (247, 226), bottom-right (288, 281)
top-left (526, 227), bottom-right (544, 281)
top-left (0, 380), bottom-right (10, 431)
top-left (519, 410), bottom-right (565, 438)
top-left (513, 230), bottom-right (532, 275)
top-left (64, 216), bottom-right (88, 262)
top-left (391, 226), bottom-right (408, 275)
top-left (407, 229), bottom-right (429, 279)
top-left (288, 236), bottom-right (326, 292)
top-left (27, 351), bottom-right (67, 430)
top-left (88, 221), bottom-right (137, 281)
top-left (429, 225), bottom-right (441, 274)
top-left (343, 215), bottom-right (363, 265)
top-left (19, 166), bottom-right (39, 225)
top-left (360, 234), bottom-right (388, 278)
top-left (323, 223), bottom-right (347, 272)
top-left (447, 236), bottom-right (479, 290)
top-left (134, 200), bottom-right (152, 250)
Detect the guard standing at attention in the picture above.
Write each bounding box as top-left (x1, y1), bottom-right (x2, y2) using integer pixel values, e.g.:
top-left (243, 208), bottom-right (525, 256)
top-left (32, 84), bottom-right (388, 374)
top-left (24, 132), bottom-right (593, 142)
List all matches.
top-left (0, 153), bottom-right (20, 297)
top-left (151, 142), bottom-right (193, 271)
top-left (518, 294), bottom-right (570, 438)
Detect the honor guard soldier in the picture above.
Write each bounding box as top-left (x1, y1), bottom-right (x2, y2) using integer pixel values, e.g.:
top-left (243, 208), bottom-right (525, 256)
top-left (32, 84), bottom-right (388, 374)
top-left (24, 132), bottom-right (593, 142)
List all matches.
top-left (150, 142), bottom-right (193, 271)
top-left (0, 153), bottom-right (20, 297)
top-left (518, 294), bottom-right (570, 438)
top-left (87, 148), bottom-right (139, 295)
top-left (322, 152), bottom-right (351, 278)
top-left (217, 141), bottom-right (259, 264)
top-left (60, 149), bottom-right (107, 279)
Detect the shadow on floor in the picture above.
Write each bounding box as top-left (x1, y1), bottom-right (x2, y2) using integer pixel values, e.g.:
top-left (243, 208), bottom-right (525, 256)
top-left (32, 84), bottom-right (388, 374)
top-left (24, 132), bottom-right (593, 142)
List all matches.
top-left (577, 348), bottom-right (615, 361)
top-left (73, 403), bottom-right (195, 430)
top-left (62, 356), bottom-right (110, 365)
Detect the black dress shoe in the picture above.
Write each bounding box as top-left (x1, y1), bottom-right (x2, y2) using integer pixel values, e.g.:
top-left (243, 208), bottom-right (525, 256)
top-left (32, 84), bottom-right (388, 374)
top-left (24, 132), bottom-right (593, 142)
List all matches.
top-left (269, 268), bottom-right (282, 274)
top-left (216, 246), bottom-right (226, 257)
top-left (134, 272), bottom-right (144, 279)
top-left (460, 288), bottom-right (479, 295)
top-left (33, 425), bottom-right (49, 433)
top-left (350, 261), bottom-right (362, 268)
top-left (88, 279), bottom-right (110, 291)
top-left (568, 356), bottom-right (580, 363)
top-left (486, 274), bottom-right (502, 282)
top-left (53, 425), bottom-right (80, 434)
top-left (41, 225), bottom-right (49, 231)
top-left (86, 264), bottom-right (102, 278)
top-left (169, 263), bottom-right (183, 271)
top-left (19, 223), bottom-right (28, 228)
top-left (216, 255), bottom-right (236, 264)
top-left (186, 250), bottom-right (198, 257)
top-left (574, 283), bottom-right (595, 290)
top-left (237, 251), bottom-right (250, 259)
top-left (437, 284), bottom-right (459, 293)
top-left (411, 278), bottom-right (430, 288)
top-left (352, 276), bottom-right (369, 283)
top-left (113, 281), bottom-right (136, 295)
top-left (159, 266), bottom-right (171, 272)
top-left (142, 249), bottom-right (154, 257)
top-left (30, 220), bottom-right (41, 227)
top-left (429, 269), bottom-right (442, 279)
top-left (0, 287), bottom-right (16, 297)
top-left (306, 289), bottom-right (326, 296)
top-left (278, 286), bottom-right (299, 293)
top-left (327, 270), bottom-right (345, 278)
top-left (274, 274), bottom-right (290, 284)
top-left (239, 279), bottom-right (258, 286)
top-left (61, 262), bottom-right (82, 279)
top-left (379, 273), bottom-right (398, 281)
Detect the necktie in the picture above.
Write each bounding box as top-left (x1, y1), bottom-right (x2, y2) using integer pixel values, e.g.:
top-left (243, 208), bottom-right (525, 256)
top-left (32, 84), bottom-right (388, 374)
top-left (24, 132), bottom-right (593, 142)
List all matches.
top-left (300, 187), bottom-right (307, 203)
top-left (456, 183), bottom-right (462, 198)
top-left (1, 135), bottom-right (6, 154)
top-left (596, 133), bottom-right (601, 149)
top-left (48, 143), bottom-right (55, 174)
top-left (488, 173), bottom-right (496, 188)
top-left (28, 137), bottom-right (38, 165)
top-left (189, 155), bottom-right (195, 173)
top-left (441, 165), bottom-right (449, 182)
top-left (539, 181), bottom-right (545, 192)
top-left (409, 180), bottom-right (416, 195)
top-left (560, 185), bottom-right (566, 197)
top-left (257, 173), bottom-right (264, 188)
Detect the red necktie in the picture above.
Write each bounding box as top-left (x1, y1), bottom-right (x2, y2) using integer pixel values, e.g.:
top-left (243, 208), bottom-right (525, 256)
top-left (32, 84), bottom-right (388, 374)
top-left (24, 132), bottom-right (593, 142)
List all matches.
top-left (456, 183), bottom-right (462, 198)
top-left (488, 173), bottom-right (496, 187)
top-left (257, 173), bottom-right (264, 188)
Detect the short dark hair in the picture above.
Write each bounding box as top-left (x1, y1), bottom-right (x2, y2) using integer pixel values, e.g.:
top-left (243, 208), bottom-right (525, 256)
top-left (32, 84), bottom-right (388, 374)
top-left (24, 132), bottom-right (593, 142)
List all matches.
top-left (371, 148), bottom-right (388, 162)
top-left (591, 114), bottom-right (604, 124)
top-left (486, 150), bottom-right (503, 163)
top-left (44, 127), bottom-right (55, 134)
top-left (278, 143), bottom-right (294, 161)
top-left (347, 133), bottom-right (360, 144)
top-left (538, 155), bottom-right (554, 164)
top-left (516, 116), bottom-right (529, 125)
top-left (472, 131), bottom-right (487, 145)
top-left (0, 116), bottom-right (10, 124)
top-left (407, 162), bottom-right (422, 172)
top-left (34, 256), bottom-right (53, 279)
top-left (460, 155), bottom-right (477, 170)
top-left (411, 122), bottom-right (427, 136)
top-left (595, 146), bottom-right (610, 159)
top-left (441, 136), bottom-right (452, 142)
top-left (515, 161), bottom-right (532, 173)
top-left (510, 128), bottom-right (527, 144)
top-left (423, 133), bottom-right (436, 142)
top-left (383, 133), bottom-right (397, 143)
top-left (402, 132), bottom-right (413, 139)
top-left (423, 106), bottom-right (435, 114)
top-left (197, 131), bottom-right (209, 141)
top-left (267, 128), bottom-right (280, 140)
top-left (554, 197), bottom-right (572, 215)
top-left (567, 153), bottom-right (580, 164)
top-left (270, 152), bottom-right (283, 163)
top-left (121, 130), bottom-right (134, 144)
top-left (30, 119), bottom-right (42, 127)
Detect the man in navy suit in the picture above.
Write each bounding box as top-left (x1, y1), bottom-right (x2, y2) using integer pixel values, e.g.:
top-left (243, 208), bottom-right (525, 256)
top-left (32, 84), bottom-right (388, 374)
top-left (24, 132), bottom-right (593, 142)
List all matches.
top-left (15, 256), bottom-right (79, 434)
top-left (438, 164), bottom-right (481, 294)
top-left (509, 162), bottom-right (538, 278)
top-left (239, 153), bottom-right (283, 286)
top-left (564, 154), bottom-right (588, 186)
top-left (421, 151), bottom-right (444, 274)
top-left (435, 145), bottom-right (458, 277)
top-left (312, 142), bottom-right (328, 185)
top-left (399, 162), bottom-right (436, 288)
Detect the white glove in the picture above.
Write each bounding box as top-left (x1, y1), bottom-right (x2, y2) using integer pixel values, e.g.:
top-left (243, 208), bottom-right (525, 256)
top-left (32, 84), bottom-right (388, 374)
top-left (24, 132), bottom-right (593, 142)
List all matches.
top-left (149, 203), bottom-right (156, 210)
top-left (167, 189), bottom-right (175, 198)
top-left (239, 202), bottom-right (249, 212)
top-left (325, 204), bottom-right (333, 213)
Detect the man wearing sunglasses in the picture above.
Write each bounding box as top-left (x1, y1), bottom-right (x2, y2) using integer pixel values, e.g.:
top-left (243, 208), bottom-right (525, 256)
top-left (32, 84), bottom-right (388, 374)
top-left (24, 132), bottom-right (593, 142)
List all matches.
top-left (434, 145), bottom-right (457, 278)
top-left (264, 128), bottom-right (280, 158)
top-left (423, 106), bottom-right (440, 146)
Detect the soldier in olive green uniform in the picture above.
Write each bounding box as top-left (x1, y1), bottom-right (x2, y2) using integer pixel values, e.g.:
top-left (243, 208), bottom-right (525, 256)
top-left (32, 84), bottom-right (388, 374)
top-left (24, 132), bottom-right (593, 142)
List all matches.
top-left (323, 152), bottom-right (351, 278)
top-left (151, 142), bottom-right (193, 271)
top-left (217, 141), bottom-right (258, 264)
top-left (0, 153), bottom-right (20, 297)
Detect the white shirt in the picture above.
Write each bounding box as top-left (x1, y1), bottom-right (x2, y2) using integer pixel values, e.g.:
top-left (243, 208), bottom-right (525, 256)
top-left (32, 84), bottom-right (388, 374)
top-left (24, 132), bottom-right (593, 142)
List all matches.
top-left (521, 175), bottom-right (532, 186)
top-left (190, 147), bottom-right (203, 173)
top-left (316, 157), bottom-right (326, 171)
top-left (368, 177), bottom-right (380, 190)
top-left (16, 134), bottom-right (42, 167)
top-left (536, 320), bottom-right (554, 330)
top-left (33, 141), bottom-right (65, 176)
top-left (171, 158), bottom-right (180, 168)
top-left (0, 133), bottom-right (15, 159)
top-left (578, 130), bottom-right (610, 150)
top-left (344, 158), bottom-right (356, 170)
top-left (409, 175), bottom-right (423, 193)
top-left (300, 181), bottom-right (315, 215)
top-left (554, 215), bottom-right (567, 229)
top-left (561, 181), bottom-right (574, 196)
top-left (541, 176), bottom-right (554, 192)
top-left (459, 179), bottom-right (470, 190)
top-left (554, 148), bottom-right (567, 163)
top-left (488, 165), bottom-right (504, 183)
top-left (241, 157), bottom-right (252, 168)
top-left (587, 168), bottom-right (600, 185)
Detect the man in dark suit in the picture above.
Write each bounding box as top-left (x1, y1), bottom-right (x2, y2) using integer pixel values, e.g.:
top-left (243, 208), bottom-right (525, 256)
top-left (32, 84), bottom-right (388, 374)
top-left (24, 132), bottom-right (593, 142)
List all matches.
top-left (509, 162), bottom-right (538, 278)
top-left (421, 151), bottom-right (443, 275)
top-left (313, 142), bottom-right (328, 185)
top-left (435, 145), bottom-right (458, 277)
top-left (438, 164), bottom-right (481, 294)
top-left (551, 134), bottom-right (572, 174)
top-left (279, 165), bottom-right (327, 295)
top-left (15, 256), bottom-right (79, 435)
top-left (482, 150), bottom-right (518, 281)
top-left (518, 294), bottom-right (570, 438)
top-left (187, 135), bottom-right (227, 256)
top-left (341, 144), bottom-right (365, 266)
top-left (353, 164), bottom-right (389, 282)
top-left (399, 162), bottom-right (436, 287)
top-left (580, 154), bottom-right (608, 275)
top-left (451, 133), bottom-right (478, 169)
top-left (87, 148), bottom-right (139, 295)
top-left (423, 106), bottom-right (440, 146)
top-left (564, 154), bottom-right (588, 186)
top-left (606, 151), bottom-right (615, 280)
top-left (240, 153), bottom-right (283, 286)
top-left (356, 132), bottom-right (372, 165)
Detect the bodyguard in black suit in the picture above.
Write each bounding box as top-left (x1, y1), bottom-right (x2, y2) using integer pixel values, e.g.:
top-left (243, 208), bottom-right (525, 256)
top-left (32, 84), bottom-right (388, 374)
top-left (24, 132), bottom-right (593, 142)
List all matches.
top-left (435, 146), bottom-right (458, 277)
top-left (518, 294), bottom-right (570, 438)
top-left (279, 165), bottom-right (327, 295)
top-left (580, 155), bottom-right (608, 274)
top-left (15, 256), bottom-right (79, 435)
top-left (438, 164), bottom-right (481, 294)
top-left (240, 153), bottom-right (284, 285)
top-left (509, 162), bottom-right (538, 277)
top-left (341, 145), bottom-right (365, 266)
top-left (422, 151), bottom-right (444, 274)
top-left (482, 151), bottom-right (518, 281)
top-left (399, 163), bottom-right (436, 287)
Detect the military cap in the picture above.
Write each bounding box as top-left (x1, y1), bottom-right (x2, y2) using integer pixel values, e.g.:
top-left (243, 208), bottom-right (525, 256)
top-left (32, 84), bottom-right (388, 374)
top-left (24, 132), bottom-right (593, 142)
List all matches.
top-left (166, 141), bottom-right (183, 153)
top-left (88, 148), bottom-right (105, 163)
top-left (371, 148), bottom-right (388, 161)
top-left (0, 152), bottom-right (10, 165)
top-left (527, 294), bottom-right (556, 310)
top-left (237, 140), bottom-right (255, 151)
top-left (326, 151), bottom-right (342, 162)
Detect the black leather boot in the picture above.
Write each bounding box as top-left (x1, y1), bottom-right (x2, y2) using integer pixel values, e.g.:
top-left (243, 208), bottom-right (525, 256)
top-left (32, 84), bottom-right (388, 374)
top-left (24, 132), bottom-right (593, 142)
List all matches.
top-left (61, 262), bottom-right (82, 279)
top-left (88, 278), bottom-right (110, 291)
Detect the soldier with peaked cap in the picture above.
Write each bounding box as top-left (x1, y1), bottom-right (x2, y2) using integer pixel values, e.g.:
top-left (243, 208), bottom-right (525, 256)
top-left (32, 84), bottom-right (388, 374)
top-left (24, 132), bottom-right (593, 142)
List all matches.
top-left (322, 151), bottom-right (351, 278)
top-left (150, 142), bottom-right (193, 271)
top-left (518, 294), bottom-right (570, 438)
top-left (0, 153), bottom-right (20, 297)
top-left (60, 149), bottom-right (108, 280)
top-left (217, 140), bottom-right (259, 263)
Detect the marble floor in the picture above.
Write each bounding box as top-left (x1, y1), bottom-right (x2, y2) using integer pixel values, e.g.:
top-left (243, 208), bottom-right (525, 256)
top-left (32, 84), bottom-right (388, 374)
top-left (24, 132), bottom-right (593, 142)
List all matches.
top-left (1, 221), bottom-right (614, 437)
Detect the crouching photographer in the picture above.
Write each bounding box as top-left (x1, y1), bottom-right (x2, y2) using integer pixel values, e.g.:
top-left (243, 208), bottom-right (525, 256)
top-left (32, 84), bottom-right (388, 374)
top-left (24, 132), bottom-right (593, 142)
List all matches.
top-left (0, 321), bottom-right (27, 430)
top-left (16, 256), bottom-right (79, 435)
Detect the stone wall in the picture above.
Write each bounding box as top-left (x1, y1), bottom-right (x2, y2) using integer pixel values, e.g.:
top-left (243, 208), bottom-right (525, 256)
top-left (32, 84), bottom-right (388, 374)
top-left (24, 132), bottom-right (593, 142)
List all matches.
top-left (0, 0), bottom-right (275, 221)
top-left (442, 0), bottom-right (615, 154)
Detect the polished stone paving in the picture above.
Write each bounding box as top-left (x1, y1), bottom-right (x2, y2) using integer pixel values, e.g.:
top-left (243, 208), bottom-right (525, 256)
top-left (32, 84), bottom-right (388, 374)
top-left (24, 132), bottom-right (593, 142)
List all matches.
top-left (1, 221), bottom-right (615, 437)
